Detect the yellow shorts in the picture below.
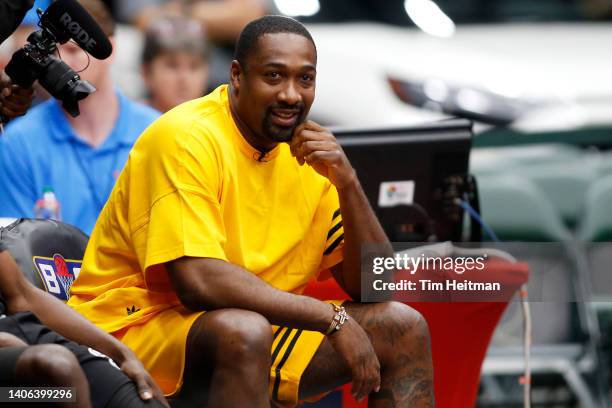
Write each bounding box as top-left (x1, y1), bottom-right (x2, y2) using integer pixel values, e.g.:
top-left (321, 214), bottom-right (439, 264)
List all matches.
top-left (114, 302), bottom-right (341, 407)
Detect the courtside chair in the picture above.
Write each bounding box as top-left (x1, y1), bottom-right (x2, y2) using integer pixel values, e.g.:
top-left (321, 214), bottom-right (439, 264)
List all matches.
top-left (577, 175), bottom-right (612, 379)
top-left (578, 174), bottom-right (612, 303)
top-left (475, 175), bottom-right (605, 407)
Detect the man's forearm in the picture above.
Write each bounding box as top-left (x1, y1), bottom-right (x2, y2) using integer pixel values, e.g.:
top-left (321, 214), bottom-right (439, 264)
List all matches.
top-left (336, 177), bottom-right (392, 299)
top-left (169, 257), bottom-right (335, 332)
top-left (3, 251), bottom-right (130, 364)
top-left (24, 285), bottom-right (132, 364)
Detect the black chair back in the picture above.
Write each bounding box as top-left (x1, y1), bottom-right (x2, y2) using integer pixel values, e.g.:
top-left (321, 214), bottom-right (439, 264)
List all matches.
top-left (0, 218), bottom-right (88, 301)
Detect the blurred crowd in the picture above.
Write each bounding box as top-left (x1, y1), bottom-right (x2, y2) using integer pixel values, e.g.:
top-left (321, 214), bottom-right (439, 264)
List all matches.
top-left (0, 0), bottom-right (273, 234)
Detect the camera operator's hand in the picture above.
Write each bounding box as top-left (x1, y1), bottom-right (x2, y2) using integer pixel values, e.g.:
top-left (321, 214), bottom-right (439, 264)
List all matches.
top-left (0, 72), bottom-right (33, 122)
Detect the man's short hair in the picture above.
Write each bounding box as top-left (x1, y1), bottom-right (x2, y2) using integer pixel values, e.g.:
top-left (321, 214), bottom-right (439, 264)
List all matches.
top-left (234, 15), bottom-right (316, 68)
top-left (77, 0), bottom-right (115, 37)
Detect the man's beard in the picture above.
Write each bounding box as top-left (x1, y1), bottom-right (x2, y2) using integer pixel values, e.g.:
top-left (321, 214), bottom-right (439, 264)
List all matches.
top-left (262, 104), bottom-right (306, 142)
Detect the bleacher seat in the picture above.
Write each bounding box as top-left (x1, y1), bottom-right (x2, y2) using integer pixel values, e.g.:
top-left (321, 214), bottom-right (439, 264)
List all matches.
top-left (471, 145), bottom-right (597, 229)
top-left (469, 149), bottom-right (518, 177)
top-left (477, 174), bottom-right (571, 241)
top-left (470, 143), bottom-right (584, 176)
top-left (577, 176), bottom-right (612, 364)
top-left (492, 144), bottom-right (583, 165)
top-left (596, 151), bottom-right (612, 177)
top-left (579, 175), bottom-right (612, 242)
top-left (515, 160), bottom-right (597, 228)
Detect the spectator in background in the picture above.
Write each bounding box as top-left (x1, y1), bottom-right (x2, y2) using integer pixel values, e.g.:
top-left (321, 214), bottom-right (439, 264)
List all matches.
top-left (0, 0), bottom-right (160, 235)
top-left (141, 17), bottom-right (209, 113)
top-left (117, 0), bottom-right (266, 42)
top-left (116, 0), bottom-right (267, 89)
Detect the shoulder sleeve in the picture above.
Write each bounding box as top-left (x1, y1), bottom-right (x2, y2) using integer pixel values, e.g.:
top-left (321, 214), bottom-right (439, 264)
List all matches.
top-left (317, 183), bottom-right (344, 272)
top-left (130, 113), bottom-right (228, 289)
top-left (0, 131), bottom-right (38, 218)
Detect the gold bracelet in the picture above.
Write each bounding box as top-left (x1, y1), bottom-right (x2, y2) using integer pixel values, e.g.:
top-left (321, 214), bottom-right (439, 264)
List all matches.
top-left (325, 304), bottom-right (349, 335)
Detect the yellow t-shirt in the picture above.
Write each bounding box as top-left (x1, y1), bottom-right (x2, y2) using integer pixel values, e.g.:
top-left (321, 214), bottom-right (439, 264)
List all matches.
top-left (68, 85), bottom-right (344, 333)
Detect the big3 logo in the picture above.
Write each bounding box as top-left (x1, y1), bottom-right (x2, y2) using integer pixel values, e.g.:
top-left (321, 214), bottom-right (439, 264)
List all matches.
top-left (33, 254), bottom-right (82, 301)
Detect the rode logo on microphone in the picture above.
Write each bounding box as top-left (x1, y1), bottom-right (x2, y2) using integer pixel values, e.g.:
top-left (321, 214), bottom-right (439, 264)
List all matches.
top-left (60, 12), bottom-right (97, 52)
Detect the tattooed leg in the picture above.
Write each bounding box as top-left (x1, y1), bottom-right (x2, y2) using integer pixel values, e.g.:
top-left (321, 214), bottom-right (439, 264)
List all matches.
top-left (299, 302), bottom-right (434, 407)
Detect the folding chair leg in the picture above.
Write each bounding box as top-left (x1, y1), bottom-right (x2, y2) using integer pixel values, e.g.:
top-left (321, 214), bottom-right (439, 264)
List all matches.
top-left (562, 363), bottom-right (598, 408)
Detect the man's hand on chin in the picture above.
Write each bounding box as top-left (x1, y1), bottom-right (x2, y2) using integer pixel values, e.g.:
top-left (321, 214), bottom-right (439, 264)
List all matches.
top-left (290, 120), bottom-right (357, 189)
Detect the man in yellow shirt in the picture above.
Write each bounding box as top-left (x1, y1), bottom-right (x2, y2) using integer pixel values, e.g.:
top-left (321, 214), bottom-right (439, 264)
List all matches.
top-left (68, 15), bottom-right (433, 407)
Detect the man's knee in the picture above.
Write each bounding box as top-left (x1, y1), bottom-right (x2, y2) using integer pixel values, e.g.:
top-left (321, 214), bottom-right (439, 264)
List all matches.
top-left (387, 302), bottom-right (429, 336)
top-left (192, 309), bottom-right (273, 364)
top-left (17, 344), bottom-right (81, 383)
top-left (0, 332), bottom-right (27, 348)
top-left (357, 302), bottom-right (430, 348)
top-left (360, 302), bottom-right (431, 370)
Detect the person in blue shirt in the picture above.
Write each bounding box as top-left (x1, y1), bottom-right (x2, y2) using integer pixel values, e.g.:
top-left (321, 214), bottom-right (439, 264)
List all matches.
top-left (0, 0), bottom-right (159, 235)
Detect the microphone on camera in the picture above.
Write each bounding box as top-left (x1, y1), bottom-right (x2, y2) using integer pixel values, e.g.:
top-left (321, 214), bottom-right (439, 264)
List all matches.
top-left (41, 0), bottom-right (112, 60)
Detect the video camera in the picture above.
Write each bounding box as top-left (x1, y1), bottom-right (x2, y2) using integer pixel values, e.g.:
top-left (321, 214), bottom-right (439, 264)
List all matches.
top-left (4, 0), bottom-right (113, 117)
